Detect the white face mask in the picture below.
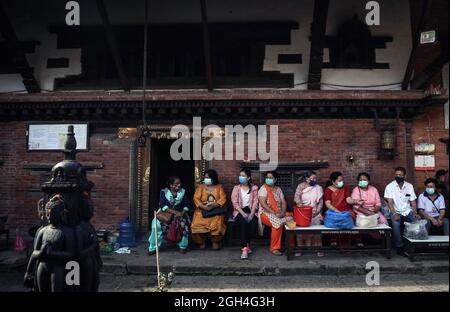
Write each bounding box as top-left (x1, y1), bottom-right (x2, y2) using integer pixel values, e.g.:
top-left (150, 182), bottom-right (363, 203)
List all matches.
top-left (336, 181), bottom-right (344, 188)
top-left (204, 178), bottom-right (212, 186)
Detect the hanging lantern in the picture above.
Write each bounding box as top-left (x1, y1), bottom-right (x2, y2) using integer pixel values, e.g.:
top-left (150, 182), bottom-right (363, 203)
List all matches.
top-left (381, 130), bottom-right (395, 150)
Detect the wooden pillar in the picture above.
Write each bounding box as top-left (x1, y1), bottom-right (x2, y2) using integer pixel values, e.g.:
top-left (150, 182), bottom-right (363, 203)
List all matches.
top-left (96, 0), bottom-right (131, 91)
top-left (200, 0), bottom-right (214, 90)
top-left (404, 119), bottom-right (416, 185)
top-left (402, 0), bottom-right (433, 90)
top-left (307, 0), bottom-right (330, 90)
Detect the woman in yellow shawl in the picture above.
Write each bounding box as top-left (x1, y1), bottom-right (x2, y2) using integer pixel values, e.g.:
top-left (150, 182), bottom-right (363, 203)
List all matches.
top-left (191, 169), bottom-right (227, 250)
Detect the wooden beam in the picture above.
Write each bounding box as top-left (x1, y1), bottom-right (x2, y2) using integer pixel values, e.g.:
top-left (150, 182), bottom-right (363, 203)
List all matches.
top-left (410, 47), bottom-right (449, 89)
top-left (200, 0), bottom-right (213, 90)
top-left (307, 0), bottom-right (330, 90)
top-left (402, 0), bottom-right (433, 90)
top-left (0, 3), bottom-right (40, 93)
top-left (96, 0), bottom-right (130, 91)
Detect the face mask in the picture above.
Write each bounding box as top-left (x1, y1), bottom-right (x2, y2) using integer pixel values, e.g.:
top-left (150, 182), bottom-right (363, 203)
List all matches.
top-left (395, 177), bottom-right (404, 184)
top-left (204, 178), bottom-right (212, 186)
top-left (336, 181), bottom-right (344, 188)
top-left (358, 180), bottom-right (369, 188)
top-left (309, 180), bottom-right (317, 187)
top-left (239, 176), bottom-right (248, 184)
top-left (265, 178), bottom-right (274, 186)
top-left (426, 187), bottom-right (435, 195)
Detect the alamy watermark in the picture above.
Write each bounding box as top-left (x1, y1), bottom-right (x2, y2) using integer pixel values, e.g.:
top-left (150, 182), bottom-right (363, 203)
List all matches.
top-left (169, 117), bottom-right (279, 171)
top-left (65, 1), bottom-right (381, 27)
top-left (365, 261), bottom-right (380, 286)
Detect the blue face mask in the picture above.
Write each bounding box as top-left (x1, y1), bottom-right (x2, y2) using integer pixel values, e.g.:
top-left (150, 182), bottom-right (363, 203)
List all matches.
top-left (204, 178), bottom-right (212, 186)
top-left (426, 187), bottom-right (435, 195)
top-left (265, 178), bottom-right (274, 186)
top-left (239, 176), bottom-right (248, 184)
top-left (309, 180), bottom-right (317, 187)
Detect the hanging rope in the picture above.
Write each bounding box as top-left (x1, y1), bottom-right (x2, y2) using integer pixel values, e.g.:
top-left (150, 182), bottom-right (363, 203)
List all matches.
top-left (142, 0), bottom-right (149, 128)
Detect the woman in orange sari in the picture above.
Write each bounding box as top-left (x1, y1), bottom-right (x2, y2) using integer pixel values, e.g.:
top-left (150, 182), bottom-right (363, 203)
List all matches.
top-left (191, 169), bottom-right (227, 250)
top-left (258, 171), bottom-right (294, 256)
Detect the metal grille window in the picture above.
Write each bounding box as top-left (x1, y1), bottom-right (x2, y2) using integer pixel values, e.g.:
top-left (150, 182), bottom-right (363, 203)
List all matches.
top-left (276, 172), bottom-right (294, 190)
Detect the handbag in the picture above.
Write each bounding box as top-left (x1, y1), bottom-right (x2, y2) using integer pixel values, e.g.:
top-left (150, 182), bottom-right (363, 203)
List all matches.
top-left (201, 206), bottom-right (226, 218)
top-left (356, 213), bottom-right (378, 228)
top-left (166, 219), bottom-right (183, 243)
top-left (156, 210), bottom-right (173, 223)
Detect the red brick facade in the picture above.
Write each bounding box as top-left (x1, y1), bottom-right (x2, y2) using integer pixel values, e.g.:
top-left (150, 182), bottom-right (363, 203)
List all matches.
top-left (412, 104), bottom-right (449, 188)
top-left (0, 111), bottom-right (448, 232)
top-left (213, 118), bottom-right (409, 206)
top-left (0, 121), bottom-right (132, 232)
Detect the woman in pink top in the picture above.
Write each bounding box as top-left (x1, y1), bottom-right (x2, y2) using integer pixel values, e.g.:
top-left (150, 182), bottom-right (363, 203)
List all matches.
top-left (351, 172), bottom-right (388, 225)
top-left (294, 171), bottom-right (324, 257)
top-left (231, 169), bottom-right (259, 260)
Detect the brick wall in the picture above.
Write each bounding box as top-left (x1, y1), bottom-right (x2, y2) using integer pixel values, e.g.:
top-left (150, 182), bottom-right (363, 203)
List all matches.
top-left (212, 118), bottom-right (409, 206)
top-left (411, 104), bottom-right (449, 191)
top-left (0, 122), bottom-right (131, 232)
top-left (1, 111), bottom-right (447, 231)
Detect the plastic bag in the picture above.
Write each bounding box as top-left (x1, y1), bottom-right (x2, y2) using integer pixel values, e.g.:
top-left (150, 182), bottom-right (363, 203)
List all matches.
top-left (15, 229), bottom-right (26, 252)
top-left (404, 220), bottom-right (428, 240)
top-left (324, 210), bottom-right (354, 229)
top-left (356, 213), bottom-right (378, 228)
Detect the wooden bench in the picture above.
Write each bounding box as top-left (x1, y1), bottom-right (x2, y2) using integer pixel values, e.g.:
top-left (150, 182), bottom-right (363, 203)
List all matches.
top-left (403, 235), bottom-right (449, 261)
top-left (284, 224), bottom-right (392, 260)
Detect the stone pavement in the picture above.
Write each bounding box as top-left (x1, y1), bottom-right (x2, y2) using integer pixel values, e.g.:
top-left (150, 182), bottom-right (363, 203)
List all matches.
top-left (1, 240), bottom-right (448, 276)
top-left (99, 241), bottom-right (449, 276)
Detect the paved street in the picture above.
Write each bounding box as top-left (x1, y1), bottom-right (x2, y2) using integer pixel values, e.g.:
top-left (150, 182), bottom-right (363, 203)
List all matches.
top-left (0, 271), bottom-right (448, 292)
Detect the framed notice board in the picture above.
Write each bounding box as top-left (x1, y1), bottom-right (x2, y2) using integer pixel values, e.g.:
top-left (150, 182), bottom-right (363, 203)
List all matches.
top-left (27, 123), bottom-right (89, 151)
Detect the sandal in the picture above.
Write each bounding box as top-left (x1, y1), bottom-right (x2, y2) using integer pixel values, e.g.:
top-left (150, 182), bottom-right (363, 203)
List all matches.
top-left (317, 252), bottom-right (325, 257)
top-left (148, 250), bottom-right (156, 256)
top-left (270, 250), bottom-right (283, 256)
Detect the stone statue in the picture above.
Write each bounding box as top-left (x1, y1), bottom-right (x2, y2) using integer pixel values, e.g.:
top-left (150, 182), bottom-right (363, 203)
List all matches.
top-left (76, 193), bottom-right (102, 291)
top-left (25, 126), bottom-right (100, 292)
top-left (33, 195), bottom-right (76, 292)
top-left (24, 198), bottom-right (46, 289)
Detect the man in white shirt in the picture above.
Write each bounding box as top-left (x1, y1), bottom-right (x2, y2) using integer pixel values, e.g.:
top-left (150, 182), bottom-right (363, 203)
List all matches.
top-left (384, 167), bottom-right (418, 254)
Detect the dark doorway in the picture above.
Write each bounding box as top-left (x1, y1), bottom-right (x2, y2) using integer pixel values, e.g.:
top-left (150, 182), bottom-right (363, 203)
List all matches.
top-left (149, 139), bottom-right (195, 228)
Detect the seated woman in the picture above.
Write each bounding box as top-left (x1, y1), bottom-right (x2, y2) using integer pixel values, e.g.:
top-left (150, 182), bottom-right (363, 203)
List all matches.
top-left (191, 169), bottom-right (227, 250)
top-left (231, 169), bottom-right (259, 260)
top-left (351, 172), bottom-right (388, 225)
top-left (324, 171), bottom-right (363, 248)
top-left (418, 178), bottom-right (449, 235)
top-left (258, 171), bottom-right (294, 256)
top-left (148, 176), bottom-right (191, 255)
top-left (294, 171), bottom-right (324, 257)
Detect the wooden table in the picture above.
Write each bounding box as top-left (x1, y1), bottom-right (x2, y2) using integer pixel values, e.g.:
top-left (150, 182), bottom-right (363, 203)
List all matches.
top-left (284, 224), bottom-right (392, 260)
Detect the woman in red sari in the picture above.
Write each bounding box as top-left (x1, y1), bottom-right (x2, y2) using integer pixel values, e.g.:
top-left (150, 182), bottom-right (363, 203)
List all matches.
top-left (324, 171), bottom-right (364, 248)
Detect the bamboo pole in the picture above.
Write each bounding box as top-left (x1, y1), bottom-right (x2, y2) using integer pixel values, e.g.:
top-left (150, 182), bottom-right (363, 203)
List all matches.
top-left (154, 211), bottom-right (161, 289)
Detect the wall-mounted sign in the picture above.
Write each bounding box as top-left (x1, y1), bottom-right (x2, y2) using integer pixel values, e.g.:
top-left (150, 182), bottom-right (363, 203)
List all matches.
top-left (27, 123), bottom-right (89, 151)
top-left (415, 155), bottom-right (435, 171)
top-left (414, 143), bottom-right (435, 155)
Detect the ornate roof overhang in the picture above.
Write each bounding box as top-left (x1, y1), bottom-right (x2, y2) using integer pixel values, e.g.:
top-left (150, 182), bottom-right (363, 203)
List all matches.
top-left (0, 89), bottom-right (447, 123)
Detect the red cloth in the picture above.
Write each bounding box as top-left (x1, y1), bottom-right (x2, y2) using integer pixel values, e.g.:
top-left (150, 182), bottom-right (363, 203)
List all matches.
top-left (324, 186), bottom-right (352, 213)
